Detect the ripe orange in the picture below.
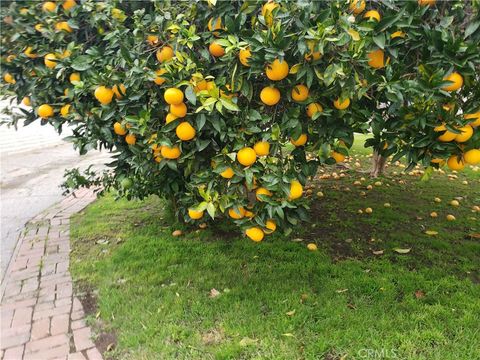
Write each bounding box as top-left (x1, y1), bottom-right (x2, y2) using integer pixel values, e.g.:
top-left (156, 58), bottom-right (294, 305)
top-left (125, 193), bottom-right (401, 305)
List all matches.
top-left (161, 145), bottom-right (181, 159)
top-left (332, 151), bottom-right (346, 163)
top-left (60, 104), bottom-right (71, 117)
top-left (55, 21), bottom-right (72, 32)
top-left (42, 1), bottom-right (56, 12)
top-left (239, 48), bottom-right (251, 66)
top-left (253, 141), bottom-right (270, 156)
top-left (288, 180), bottom-right (303, 200)
top-left (237, 147), bottom-right (257, 167)
top-left (170, 102), bottom-right (187, 117)
top-left (22, 97), bottom-right (31, 106)
top-left (229, 206), bottom-right (245, 219)
top-left (207, 17), bottom-right (222, 31)
top-left (291, 84), bottom-right (309, 102)
top-left (154, 69), bottom-right (167, 85)
top-left (164, 88), bottom-right (184, 105)
top-left (176, 122), bottom-right (196, 141)
top-left (464, 112), bottom-right (480, 127)
top-left (125, 134), bottom-right (136, 145)
top-left (3, 73), bottom-right (15, 84)
top-left (44, 53), bottom-right (57, 69)
top-left (38, 104), bottom-right (54, 118)
top-left (260, 86), bottom-right (280, 106)
top-left (113, 122), bottom-right (127, 135)
top-left (364, 10), bottom-right (381, 21)
top-left (446, 214), bottom-right (456, 221)
top-left (24, 46), bottom-right (37, 59)
top-left (112, 84), bottom-right (126, 99)
top-left (244, 210), bottom-right (255, 218)
top-left (349, 0), bottom-right (366, 14)
top-left (209, 41), bottom-right (225, 57)
top-left (437, 128), bottom-right (456, 142)
top-left (266, 58), bottom-right (289, 81)
top-left (94, 86), bottom-right (114, 105)
top-left (62, 0), bottom-right (77, 11)
top-left (156, 46), bottom-right (174, 63)
top-left (454, 125), bottom-right (473, 143)
top-left (34, 24), bottom-right (44, 32)
top-left (165, 113), bottom-right (178, 124)
top-left (367, 49), bottom-right (384, 69)
top-left (256, 187), bottom-right (272, 201)
top-left (220, 167), bottom-right (235, 179)
top-left (418, 0), bottom-right (436, 6)
top-left (390, 31), bottom-right (406, 39)
top-left (291, 134), bottom-right (307, 147)
top-left (261, 1), bottom-right (279, 26)
top-left (333, 98), bottom-right (350, 110)
top-left (464, 149), bottom-right (480, 165)
top-left (307, 243), bottom-right (318, 251)
top-left (245, 227), bottom-right (264, 242)
top-left (264, 220), bottom-right (276, 234)
top-left (6, 54), bottom-right (16, 62)
top-left (188, 209), bottom-right (204, 220)
top-left (306, 103), bottom-right (323, 118)
top-left (442, 72), bottom-right (463, 92)
top-left (70, 72), bottom-right (80, 83)
top-left (146, 34), bottom-right (159, 46)
top-left (447, 155), bottom-right (464, 171)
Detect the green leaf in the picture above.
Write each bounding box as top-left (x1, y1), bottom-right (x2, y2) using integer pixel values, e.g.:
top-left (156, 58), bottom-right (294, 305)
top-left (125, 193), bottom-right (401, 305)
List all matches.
top-left (206, 202), bottom-right (216, 219)
top-left (373, 33), bottom-right (385, 49)
top-left (465, 20), bottom-right (480, 38)
top-left (185, 85), bottom-right (196, 105)
top-left (71, 55), bottom-right (92, 71)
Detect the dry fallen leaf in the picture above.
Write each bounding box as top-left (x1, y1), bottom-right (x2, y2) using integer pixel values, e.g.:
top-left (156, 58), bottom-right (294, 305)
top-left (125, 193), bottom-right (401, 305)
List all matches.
top-left (336, 288), bottom-right (348, 293)
top-left (282, 333), bottom-right (295, 337)
top-left (393, 248), bottom-right (411, 254)
top-left (286, 310), bottom-right (296, 316)
top-left (372, 250), bottom-right (384, 255)
top-left (425, 230), bottom-right (438, 236)
top-left (414, 290), bottom-right (425, 299)
top-left (209, 288), bottom-right (221, 298)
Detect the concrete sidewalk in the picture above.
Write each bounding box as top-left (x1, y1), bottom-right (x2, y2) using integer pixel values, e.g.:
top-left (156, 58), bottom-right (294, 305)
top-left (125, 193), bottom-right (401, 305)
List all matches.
top-left (0, 188), bottom-right (103, 360)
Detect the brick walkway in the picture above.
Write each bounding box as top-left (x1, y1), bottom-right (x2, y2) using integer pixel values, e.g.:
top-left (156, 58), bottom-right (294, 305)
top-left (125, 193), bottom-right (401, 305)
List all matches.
top-left (1, 188), bottom-right (103, 360)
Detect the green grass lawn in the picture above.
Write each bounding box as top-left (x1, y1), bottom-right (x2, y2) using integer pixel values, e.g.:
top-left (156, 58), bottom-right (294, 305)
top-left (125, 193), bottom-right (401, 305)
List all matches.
top-left (70, 136), bottom-right (480, 360)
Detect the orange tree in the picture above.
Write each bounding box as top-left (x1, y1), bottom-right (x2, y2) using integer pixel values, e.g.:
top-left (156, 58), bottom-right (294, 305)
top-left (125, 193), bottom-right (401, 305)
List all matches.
top-left (1, 0), bottom-right (479, 241)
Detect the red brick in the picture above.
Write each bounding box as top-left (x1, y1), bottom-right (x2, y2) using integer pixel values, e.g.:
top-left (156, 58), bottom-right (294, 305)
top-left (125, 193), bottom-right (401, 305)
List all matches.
top-left (24, 344), bottom-right (69, 360)
top-left (51, 314), bottom-right (69, 335)
top-left (33, 304), bottom-right (71, 321)
top-left (70, 319), bottom-right (86, 330)
top-left (11, 306), bottom-right (33, 327)
top-left (0, 325), bottom-right (31, 350)
top-left (73, 327), bottom-right (94, 351)
top-left (68, 352), bottom-right (87, 360)
top-left (3, 345), bottom-right (24, 360)
top-left (25, 334), bottom-right (69, 353)
top-left (55, 297), bottom-right (72, 308)
top-left (1, 298), bottom-right (36, 311)
top-left (31, 318), bottom-right (51, 340)
top-left (1, 309), bottom-right (14, 329)
top-left (56, 261), bottom-right (69, 274)
top-left (21, 278), bottom-right (39, 293)
top-left (11, 257), bottom-right (29, 271)
top-left (86, 347), bottom-right (103, 360)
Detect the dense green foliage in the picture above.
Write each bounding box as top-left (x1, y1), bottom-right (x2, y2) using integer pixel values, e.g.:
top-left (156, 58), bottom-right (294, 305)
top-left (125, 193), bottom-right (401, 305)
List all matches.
top-left (1, 0), bottom-right (479, 235)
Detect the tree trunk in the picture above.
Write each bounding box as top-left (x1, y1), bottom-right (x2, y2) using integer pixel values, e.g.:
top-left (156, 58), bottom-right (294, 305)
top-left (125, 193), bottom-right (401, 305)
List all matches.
top-left (370, 151), bottom-right (386, 178)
